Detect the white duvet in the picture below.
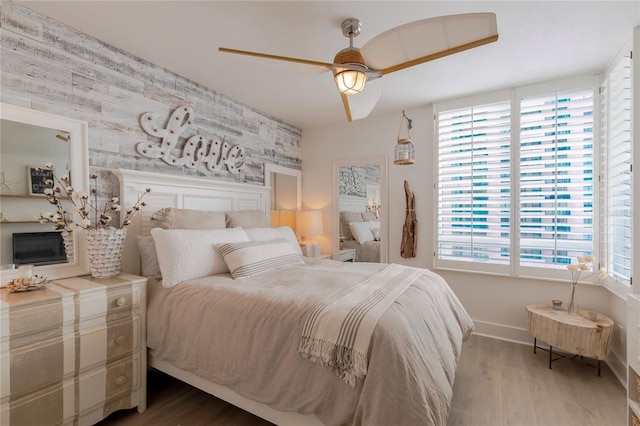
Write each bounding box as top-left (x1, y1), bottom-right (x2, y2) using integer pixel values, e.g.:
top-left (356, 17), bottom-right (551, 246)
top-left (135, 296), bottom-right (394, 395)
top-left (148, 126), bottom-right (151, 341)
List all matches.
top-left (147, 259), bottom-right (474, 426)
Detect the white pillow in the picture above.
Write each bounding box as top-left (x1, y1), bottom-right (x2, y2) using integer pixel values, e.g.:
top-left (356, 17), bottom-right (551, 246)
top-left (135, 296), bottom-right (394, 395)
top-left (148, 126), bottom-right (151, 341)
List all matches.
top-left (243, 226), bottom-right (302, 255)
top-left (366, 221), bottom-right (381, 242)
top-left (218, 238), bottom-right (303, 279)
top-left (367, 220), bottom-right (380, 230)
top-left (349, 221), bottom-right (375, 244)
top-left (151, 227), bottom-right (249, 288)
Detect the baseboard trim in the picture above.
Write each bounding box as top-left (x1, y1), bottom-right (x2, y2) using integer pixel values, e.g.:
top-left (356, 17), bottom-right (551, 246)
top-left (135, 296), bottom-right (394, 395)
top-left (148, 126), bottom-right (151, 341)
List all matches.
top-left (472, 320), bottom-right (531, 345)
top-left (606, 348), bottom-right (627, 388)
top-left (471, 319), bottom-right (627, 388)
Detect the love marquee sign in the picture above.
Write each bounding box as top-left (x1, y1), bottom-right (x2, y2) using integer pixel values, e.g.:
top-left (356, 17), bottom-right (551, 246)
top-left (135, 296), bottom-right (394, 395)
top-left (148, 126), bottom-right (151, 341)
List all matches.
top-left (136, 106), bottom-right (245, 174)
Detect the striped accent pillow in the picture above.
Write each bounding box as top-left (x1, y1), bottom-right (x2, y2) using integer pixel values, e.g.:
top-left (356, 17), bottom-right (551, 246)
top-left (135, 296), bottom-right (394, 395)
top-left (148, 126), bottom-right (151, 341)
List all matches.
top-left (218, 238), bottom-right (304, 279)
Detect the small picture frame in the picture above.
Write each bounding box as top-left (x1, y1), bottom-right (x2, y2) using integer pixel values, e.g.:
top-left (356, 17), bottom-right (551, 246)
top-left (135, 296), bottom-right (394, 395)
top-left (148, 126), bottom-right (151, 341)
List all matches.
top-left (27, 166), bottom-right (54, 196)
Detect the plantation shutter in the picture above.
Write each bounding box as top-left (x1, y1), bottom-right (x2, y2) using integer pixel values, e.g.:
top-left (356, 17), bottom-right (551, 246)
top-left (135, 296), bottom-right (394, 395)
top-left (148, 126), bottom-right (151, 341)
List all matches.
top-left (519, 88), bottom-right (595, 268)
top-left (601, 51), bottom-right (632, 286)
top-left (437, 101), bottom-right (512, 269)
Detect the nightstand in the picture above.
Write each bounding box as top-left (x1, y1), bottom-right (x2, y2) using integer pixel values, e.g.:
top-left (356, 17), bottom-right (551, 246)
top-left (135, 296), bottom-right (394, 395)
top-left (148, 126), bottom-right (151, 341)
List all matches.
top-left (526, 304), bottom-right (613, 375)
top-left (339, 248), bottom-right (357, 262)
top-left (0, 273), bottom-right (147, 425)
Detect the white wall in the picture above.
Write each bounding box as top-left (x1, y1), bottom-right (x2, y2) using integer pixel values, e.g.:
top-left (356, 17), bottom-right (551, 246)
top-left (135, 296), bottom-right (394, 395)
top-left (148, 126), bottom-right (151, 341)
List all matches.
top-left (301, 103), bottom-right (627, 383)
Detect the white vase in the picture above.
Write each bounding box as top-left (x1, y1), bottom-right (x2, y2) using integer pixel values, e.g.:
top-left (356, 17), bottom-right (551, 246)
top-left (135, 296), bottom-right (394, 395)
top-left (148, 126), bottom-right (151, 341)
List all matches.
top-left (85, 228), bottom-right (126, 278)
top-left (568, 284), bottom-right (578, 314)
top-left (61, 231), bottom-right (74, 262)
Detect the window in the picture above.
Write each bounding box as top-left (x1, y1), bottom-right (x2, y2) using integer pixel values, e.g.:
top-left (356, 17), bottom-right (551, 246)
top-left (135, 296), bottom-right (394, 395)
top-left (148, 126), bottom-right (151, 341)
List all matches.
top-left (519, 88), bottom-right (595, 268)
top-left (436, 78), bottom-right (598, 279)
top-left (437, 100), bottom-right (512, 274)
top-left (600, 48), bottom-right (632, 289)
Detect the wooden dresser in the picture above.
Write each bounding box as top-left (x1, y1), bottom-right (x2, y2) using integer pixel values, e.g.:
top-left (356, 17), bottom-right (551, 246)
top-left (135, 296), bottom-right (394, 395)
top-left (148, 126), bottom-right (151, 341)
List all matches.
top-left (0, 273), bottom-right (147, 425)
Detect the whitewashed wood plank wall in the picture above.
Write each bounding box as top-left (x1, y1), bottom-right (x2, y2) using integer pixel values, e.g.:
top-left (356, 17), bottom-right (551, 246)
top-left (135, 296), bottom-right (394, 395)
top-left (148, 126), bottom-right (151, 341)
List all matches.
top-left (0, 2), bottom-right (301, 195)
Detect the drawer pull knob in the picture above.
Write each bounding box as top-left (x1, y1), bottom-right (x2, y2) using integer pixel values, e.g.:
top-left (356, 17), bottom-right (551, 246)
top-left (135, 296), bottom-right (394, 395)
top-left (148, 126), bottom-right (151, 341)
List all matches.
top-left (116, 297), bottom-right (126, 306)
top-left (116, 335), bottom-right (125, 345)
top-left (116, 376), bottom-right (127, 385)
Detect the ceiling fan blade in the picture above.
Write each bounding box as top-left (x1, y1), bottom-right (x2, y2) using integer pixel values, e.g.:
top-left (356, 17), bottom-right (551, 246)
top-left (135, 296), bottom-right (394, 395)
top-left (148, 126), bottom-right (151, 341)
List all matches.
top-left (341, 79), bottom-right (382, 122)
top-left (219, 47), bottom-right (332, 69)
top-left (361, 13), bottom-right (498, 75)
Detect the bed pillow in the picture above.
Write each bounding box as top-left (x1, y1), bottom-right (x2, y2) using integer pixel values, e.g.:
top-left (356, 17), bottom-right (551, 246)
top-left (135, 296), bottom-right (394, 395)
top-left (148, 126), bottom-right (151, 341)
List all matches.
top-left (218, 238), bottom-right (303, 279)
top-left (365, 221), bottom-right (381, 241)
top-left (137, 235), bottom-right (161, 278)
top-left (243, 226), bottom-right (302, 255)
top-left (349, 221), bottom-right (375, 244)
top-left (225, 210), bottom-right (269, 228)
top-left (362, 211), bottom-right (377, 221)
top-left (340, 211), bottom-right (364, 240)
top-left (151, 207), bottom-right (226, 229)
top-left (151, 227), bottom-right (249, 288)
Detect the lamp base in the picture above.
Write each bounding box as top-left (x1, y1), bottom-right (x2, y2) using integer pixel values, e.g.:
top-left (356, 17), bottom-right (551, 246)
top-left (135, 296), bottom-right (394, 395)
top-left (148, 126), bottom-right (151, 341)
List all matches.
top-left (300, 241), bottom-right (321, 257)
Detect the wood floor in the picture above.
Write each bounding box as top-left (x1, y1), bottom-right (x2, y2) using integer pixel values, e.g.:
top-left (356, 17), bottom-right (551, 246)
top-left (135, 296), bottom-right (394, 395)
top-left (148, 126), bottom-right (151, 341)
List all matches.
top-left (97, 334), bottom-right (625, 426)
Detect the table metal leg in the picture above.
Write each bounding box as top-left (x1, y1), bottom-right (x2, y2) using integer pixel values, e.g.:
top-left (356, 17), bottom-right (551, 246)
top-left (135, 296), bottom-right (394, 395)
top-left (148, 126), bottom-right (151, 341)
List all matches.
top-left (598, 360), bottom-right (601, 377)
top-left (549, 345), bottom-right (553, 369)
top-left (533, 338), bottom-right (537, 354)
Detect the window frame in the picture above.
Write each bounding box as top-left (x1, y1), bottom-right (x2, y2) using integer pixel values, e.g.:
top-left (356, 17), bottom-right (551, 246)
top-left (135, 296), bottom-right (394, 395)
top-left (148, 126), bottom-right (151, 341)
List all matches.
top-left (434, 75), bottom-right (602, 284)
top-left (599, 41), bottom-right (633, 297)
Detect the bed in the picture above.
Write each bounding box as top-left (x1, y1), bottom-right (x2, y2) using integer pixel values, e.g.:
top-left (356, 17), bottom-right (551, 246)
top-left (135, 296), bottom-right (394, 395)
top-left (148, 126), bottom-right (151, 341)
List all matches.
top-left (114, 169), bottom-right (474, 426)
top-left (339, 211), bottom-right (381, 262)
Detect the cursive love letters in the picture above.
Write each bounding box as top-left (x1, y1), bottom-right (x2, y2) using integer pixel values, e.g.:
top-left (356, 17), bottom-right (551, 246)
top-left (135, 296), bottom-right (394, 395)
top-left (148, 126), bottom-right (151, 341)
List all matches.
top-left (136, 106), bottom-right (245, 174)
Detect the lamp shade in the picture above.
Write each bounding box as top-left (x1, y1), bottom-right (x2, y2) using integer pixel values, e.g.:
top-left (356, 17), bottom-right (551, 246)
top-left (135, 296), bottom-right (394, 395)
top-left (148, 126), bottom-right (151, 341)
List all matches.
top-left (270, 210), bottom-right (296, 231)
top-left (296, 210), bottom-right (323, 238)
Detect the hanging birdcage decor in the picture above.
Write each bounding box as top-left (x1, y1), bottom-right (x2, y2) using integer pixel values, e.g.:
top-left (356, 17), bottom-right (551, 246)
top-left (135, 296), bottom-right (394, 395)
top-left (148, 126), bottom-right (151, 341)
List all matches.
top-left (394, 111), bottom-right (414, 165)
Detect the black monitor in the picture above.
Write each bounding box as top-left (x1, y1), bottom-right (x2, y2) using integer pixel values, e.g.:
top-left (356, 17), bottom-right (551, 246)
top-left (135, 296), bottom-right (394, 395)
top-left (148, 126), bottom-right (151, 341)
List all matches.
top-left (12, 231), bottom-right (67, 266)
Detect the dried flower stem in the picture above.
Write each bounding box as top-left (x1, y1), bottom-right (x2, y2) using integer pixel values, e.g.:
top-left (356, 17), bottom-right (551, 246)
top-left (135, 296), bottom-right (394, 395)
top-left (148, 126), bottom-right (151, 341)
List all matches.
top-left (38, 164), bottom-right (150, 230)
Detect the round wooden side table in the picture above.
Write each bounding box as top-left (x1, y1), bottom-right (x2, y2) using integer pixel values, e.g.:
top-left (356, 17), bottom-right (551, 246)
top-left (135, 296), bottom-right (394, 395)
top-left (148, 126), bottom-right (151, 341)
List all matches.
top-left (526, 304), bottom-right (613, 376)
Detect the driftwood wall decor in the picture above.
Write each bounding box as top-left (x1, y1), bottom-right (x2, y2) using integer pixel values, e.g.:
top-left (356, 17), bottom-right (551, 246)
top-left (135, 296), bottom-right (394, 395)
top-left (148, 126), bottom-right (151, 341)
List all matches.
top-left (401, 180), bottom-right (417, 258)
top-left (137, 106), bottom-right (246, 174)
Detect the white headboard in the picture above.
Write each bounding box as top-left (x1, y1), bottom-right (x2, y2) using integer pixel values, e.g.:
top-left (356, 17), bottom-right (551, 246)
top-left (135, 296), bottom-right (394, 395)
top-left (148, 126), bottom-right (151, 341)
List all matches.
top-left (113, 169), bottom-right (270, 275)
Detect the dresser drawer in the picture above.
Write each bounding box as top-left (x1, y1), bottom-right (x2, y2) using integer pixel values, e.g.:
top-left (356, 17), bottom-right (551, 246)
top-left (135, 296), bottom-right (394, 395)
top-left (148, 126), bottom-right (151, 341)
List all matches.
top-left (1, 376), bottom-right (75, 426)
top-left (1, 288), bottom-right (74, 348)
top-left (79, 317), bottom-right (139, 371)
top-left (2, 335), bottom-right (74, 398)
top-left (79, 356), bottom-right (138, 412)
top-left (108, 318), bottom-right (135, 358)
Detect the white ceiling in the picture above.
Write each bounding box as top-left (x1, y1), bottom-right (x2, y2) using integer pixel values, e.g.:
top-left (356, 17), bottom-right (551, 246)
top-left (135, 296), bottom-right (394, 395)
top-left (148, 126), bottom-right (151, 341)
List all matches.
top-left (17, 1), bottom-right (640, 131)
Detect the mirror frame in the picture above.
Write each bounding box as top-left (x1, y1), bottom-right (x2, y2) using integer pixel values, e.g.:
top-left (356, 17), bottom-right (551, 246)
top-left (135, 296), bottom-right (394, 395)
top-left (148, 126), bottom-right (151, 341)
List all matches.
top-left (1, 103), bottom-right (90, 284)
top-left (264, 163), bottom-right (302, 212)
top-left (333, 155), bottom-right (388, 263)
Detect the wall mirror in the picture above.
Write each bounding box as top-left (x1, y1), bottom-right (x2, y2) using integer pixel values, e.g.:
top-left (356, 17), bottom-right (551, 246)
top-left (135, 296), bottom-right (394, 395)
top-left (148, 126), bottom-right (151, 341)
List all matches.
top-left (264, 164), bottom-right (301, 230)
top-left (0, 103), bottom-right (89, 284)
top-left (333, 156), bottom-right (388, 263)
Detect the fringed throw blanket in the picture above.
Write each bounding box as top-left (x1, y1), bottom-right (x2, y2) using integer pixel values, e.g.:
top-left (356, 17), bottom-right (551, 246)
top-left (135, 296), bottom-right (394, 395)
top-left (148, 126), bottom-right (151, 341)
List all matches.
top-left (299, 263), bottom-right (423, 386)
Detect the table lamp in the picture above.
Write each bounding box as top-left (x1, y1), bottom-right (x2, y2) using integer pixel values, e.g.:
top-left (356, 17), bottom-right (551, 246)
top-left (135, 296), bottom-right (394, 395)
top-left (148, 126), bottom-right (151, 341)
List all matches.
top-left (296, 210), bottom-right (323, 257)
top-left (270, 210), bottom-right (296, 231)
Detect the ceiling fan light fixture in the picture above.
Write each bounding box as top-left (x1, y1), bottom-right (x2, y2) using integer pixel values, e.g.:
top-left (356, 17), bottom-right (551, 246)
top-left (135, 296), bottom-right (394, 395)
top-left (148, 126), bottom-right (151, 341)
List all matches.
top-left (334, 69), bottom-right (367, 95)
top-left (333, 46), bottom-right (368, 95)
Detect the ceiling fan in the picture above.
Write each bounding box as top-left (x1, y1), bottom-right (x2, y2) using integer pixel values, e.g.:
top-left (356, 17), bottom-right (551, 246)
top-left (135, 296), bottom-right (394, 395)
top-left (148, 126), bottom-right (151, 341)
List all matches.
top-left (219, 13), bottom-right (498, 122)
